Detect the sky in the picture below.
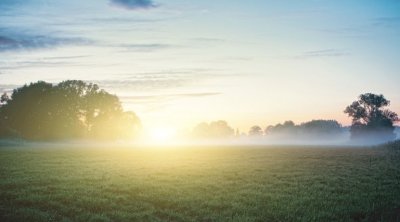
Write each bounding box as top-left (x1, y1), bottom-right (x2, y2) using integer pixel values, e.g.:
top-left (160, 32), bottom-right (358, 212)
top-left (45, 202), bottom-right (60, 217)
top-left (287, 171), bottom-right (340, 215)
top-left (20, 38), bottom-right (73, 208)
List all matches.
top-left (0, 0), bottom-right (400, 133)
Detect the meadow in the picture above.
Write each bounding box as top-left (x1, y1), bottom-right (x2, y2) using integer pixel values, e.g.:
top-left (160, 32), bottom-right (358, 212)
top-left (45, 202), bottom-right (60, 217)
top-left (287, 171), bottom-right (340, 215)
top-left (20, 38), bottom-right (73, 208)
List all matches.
top-left (0, 144), bottom-right (399, 222)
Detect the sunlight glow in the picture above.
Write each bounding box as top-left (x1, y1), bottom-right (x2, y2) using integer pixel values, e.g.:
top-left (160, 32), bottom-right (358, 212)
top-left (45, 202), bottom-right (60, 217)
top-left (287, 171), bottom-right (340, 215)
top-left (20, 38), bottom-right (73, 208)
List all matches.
top-left (148, 127), bottom-right (177, 144)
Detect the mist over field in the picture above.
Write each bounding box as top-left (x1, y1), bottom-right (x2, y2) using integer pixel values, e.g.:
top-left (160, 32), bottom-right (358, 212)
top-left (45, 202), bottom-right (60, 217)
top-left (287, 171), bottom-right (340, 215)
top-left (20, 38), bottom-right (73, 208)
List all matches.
top-left (2, 129), bottom-right (396, 149)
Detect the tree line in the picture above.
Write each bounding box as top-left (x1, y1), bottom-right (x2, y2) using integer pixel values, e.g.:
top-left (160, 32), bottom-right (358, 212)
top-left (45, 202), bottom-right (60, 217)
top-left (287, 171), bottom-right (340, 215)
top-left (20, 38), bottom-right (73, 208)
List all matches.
top-left (191, 93), bottom-right (399, 143)
top-left (191, 119), bottom-right (345, 139)
top-left (0, 82), bottom-right (398, 143)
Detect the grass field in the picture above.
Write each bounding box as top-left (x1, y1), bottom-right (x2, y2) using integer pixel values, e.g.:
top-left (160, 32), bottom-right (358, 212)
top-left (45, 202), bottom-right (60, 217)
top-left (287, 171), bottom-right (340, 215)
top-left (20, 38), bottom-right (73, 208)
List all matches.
top-left (0, 144), bottom-right (400, 222)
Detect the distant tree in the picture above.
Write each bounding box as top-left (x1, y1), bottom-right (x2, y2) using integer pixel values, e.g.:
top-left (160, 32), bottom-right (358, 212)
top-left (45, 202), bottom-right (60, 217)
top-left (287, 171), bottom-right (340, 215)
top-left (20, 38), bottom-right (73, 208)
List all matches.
top-left (192, 122), bottom-right (210, 138)
top-left (249, 125), bottom-right (263, 136)
top-left (192, 120), bottom-right (234, 138)
top-left (264, 119), bottom-right (344, 139)
top-left (264, 125), bottom-right (275, 135)
top-left (299, 120), bottom-right (343, 135)
top-left (0, 92), bottom-right (9, 105)
top-left (0, 80), bottom-right (141, 140)
top-left (283, 120), bottom-right (295, 127)
top-left (0, 92), bottom-right (14, 138)
top-left (209, 120), bottom-right (234, 138)
top-left (344, 93), bottom-right (398, 141)
top-left (265, 120), bottom-right (297, 135)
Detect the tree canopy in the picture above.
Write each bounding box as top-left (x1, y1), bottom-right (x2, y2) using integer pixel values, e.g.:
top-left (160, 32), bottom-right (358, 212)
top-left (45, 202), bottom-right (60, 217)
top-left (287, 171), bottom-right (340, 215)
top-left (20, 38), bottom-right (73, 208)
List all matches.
top-left (344, 93), bottom-right (398, 141)
top-left (192, 120), bottom-right (234, 139)
top-left (249, 125), bottom-right (263, 136)
top-left (0, 80), bottom-right (141, 140)
top-left (265, 120), bottom-right (344, 139)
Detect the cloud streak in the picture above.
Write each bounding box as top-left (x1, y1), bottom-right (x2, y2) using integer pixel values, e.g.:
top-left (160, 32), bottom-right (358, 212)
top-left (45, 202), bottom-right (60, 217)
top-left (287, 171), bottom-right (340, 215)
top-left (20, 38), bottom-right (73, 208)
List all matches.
top-left (110, 0), bottom-right (157, 10)
top-left (117, 43), bottom-right (172, 52)
top-left (372, 16), bottom-right (400, 27)
top-left (0, 31), bottom-right (89, 52)
top-left (94, 76), bottom-right (193, 92)
top-left (120, 92), bottom-right (221, 112)
top-left (294, 49), bottom-right (350, 59)
top-left (121, 92), bottom-right (221, 103)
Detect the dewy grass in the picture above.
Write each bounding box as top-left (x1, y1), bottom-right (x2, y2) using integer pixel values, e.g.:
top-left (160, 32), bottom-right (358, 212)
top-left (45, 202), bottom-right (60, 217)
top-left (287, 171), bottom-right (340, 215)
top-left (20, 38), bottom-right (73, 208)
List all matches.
top-left (0, 145), bottom-right (399, 221)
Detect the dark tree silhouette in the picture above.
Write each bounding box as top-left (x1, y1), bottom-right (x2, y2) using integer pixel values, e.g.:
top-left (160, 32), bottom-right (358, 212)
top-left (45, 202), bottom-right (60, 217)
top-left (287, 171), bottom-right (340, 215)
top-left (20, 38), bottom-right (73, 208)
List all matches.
top-left (0, 92), bottom-right (14, 138)
top-left (249, 125), bottom-right (263, 136)
top-left (344, 93), bottom-right (398, 141)
top-left (0, 80), bottom-right (141, 140)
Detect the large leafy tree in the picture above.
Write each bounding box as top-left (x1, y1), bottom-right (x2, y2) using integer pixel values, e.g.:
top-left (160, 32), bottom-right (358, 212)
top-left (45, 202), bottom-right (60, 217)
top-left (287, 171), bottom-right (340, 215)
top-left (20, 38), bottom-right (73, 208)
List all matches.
top-left (344, 93), bottom-right (398, 141)
top-left (0, 80), bottom-right (141, 140)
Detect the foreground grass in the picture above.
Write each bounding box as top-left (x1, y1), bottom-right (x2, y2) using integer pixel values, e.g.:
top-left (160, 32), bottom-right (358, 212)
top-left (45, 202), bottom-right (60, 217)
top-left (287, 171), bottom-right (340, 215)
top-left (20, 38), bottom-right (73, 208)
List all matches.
top-left (0, 145), bottom-right (399, 222)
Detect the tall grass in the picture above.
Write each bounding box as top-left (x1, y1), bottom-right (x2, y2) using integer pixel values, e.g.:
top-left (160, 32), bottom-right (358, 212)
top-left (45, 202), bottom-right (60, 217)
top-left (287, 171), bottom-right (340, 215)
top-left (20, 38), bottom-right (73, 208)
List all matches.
top-left (0, 145), bottom-right (399, 221)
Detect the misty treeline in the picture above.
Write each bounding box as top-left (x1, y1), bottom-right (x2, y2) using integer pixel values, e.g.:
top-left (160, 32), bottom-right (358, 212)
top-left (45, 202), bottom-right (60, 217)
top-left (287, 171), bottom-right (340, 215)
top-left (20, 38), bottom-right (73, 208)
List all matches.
top-left (0, 80), bottom-right (141, 140)
top-left (191, 119), bottom-right (346, 139)
top-left (191, 93), bottom-right (399, 144)
top-left (0, 80), bottom-right (398, 144)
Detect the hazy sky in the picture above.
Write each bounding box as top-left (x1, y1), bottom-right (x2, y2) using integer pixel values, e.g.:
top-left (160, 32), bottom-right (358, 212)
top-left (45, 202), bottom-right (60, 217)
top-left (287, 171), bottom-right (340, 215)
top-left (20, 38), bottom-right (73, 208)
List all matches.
top-left (1, 0), bottom-right (399, 132)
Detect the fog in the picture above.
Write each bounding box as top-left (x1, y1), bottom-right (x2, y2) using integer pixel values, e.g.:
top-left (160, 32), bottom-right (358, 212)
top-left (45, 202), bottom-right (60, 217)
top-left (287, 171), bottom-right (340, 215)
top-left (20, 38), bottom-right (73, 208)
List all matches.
top-left (178, 126), bottom-right (400, 147)
top-left (186, 120), bottom-right (400, 147)
top-left (179, 133), bottom-right (396, 148)
top-left (0, 127), bottom-right (398, 148)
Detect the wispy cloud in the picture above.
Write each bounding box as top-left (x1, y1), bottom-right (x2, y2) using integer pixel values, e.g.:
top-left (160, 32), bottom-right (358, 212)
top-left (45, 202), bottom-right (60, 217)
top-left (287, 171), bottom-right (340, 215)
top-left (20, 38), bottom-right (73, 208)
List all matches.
top-left (110, 0), bottom-right (157, 10)
top-left (117, 43), bottom-right (172, 52)
top-left (120, 92), bottom-right (221, 111)
top-left (0, 60), bottom-right (86, 71)
top-left (191, 38), bottom-right (226, 43)
top-left (0, 30), bottom-right (90, 52)
top-left (0, 0), bottom-right (26, 9)
top-left (294, 49), bottom-right (350, 59)
top-left (92, 69), bottom-right (217, 93)
top-left (372, 16), bottom-right (400, 27)
top-left (94, 76), bottom-right (193, 92)
top-left (121, 92), bottom-right (221, 104)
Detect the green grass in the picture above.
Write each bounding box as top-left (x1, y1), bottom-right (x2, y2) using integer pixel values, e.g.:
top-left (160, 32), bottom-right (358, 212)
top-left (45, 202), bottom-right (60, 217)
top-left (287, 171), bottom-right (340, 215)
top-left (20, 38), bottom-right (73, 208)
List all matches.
top-left (0, 145), bottom-right (400, 221)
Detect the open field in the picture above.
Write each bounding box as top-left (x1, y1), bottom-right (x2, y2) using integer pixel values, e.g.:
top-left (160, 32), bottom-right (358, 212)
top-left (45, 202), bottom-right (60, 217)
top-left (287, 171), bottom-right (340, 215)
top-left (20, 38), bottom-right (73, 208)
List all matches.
top-left (0, 145), bottom-right (400, 222)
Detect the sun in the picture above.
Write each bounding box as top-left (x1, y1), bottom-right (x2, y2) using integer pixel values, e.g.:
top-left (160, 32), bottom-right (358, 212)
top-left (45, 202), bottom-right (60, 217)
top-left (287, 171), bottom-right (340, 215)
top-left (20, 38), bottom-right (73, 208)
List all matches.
top-left (148, 127), bottom-right (177, 144)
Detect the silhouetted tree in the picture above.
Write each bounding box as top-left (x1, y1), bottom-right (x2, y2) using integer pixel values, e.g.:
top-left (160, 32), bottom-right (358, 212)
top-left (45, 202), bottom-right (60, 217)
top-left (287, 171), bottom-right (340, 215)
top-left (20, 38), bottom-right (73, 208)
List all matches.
top-left (299, 120), bottom-right (342, 135)
top-left (344, 93), bottom-right (398, 141)
top-left (249, 125), bottom-right (263, 136)
top-left (0, 92), bottom-right (9, 105)
top-left (265, 120), bottom-right (297, 135)
top-left (0, 92), bottom-right (14, 138)
top-left (264, 119), bottom-right (344, 139)
top-left (0, 80), bottom-right (141, 140)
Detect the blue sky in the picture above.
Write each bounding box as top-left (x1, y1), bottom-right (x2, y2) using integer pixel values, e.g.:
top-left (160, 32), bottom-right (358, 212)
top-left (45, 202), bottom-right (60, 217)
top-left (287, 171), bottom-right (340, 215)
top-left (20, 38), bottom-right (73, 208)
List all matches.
top-left (1, 0), bottom-right (399, 131)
